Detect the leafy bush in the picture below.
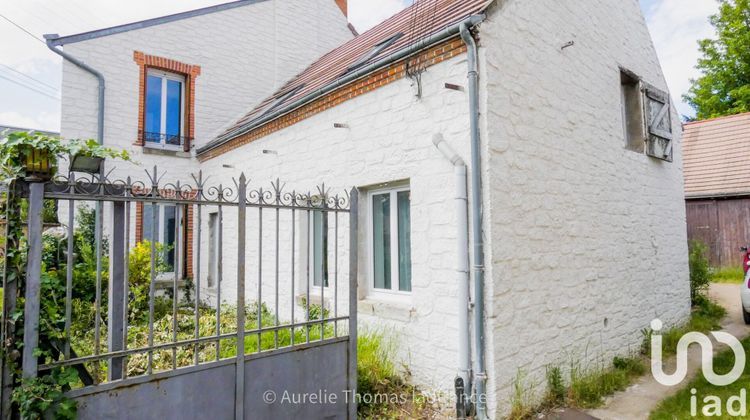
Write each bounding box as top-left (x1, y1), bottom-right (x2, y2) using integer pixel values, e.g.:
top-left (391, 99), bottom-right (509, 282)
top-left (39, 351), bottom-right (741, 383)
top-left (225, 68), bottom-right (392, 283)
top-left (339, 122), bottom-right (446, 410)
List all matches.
top-left (127, 240), bottom-right (169, 322)
top-left (12, 367), bottom-right (78, 420)
top-left (688, 240), bottom-right (712, 305)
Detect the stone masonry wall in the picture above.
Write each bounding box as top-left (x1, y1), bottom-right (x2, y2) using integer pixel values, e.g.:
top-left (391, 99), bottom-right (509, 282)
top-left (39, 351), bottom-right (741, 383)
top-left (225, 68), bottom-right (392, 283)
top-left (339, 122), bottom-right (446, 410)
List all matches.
top-left (479, 0), bottom-right (690, 415)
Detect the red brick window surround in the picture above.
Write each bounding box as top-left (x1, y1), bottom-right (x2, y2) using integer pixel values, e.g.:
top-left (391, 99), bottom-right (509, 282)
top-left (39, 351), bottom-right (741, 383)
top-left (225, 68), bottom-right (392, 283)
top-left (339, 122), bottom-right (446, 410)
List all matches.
top-left (133, 51), bottom-right (201, 152)
top-left (135, 201), bottom-right (195, 278)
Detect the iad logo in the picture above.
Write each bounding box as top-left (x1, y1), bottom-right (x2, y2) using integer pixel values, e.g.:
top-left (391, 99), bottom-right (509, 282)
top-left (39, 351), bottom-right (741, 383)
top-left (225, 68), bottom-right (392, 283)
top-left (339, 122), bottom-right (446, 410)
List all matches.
top-left (650, 319), bottom-right (745, 386)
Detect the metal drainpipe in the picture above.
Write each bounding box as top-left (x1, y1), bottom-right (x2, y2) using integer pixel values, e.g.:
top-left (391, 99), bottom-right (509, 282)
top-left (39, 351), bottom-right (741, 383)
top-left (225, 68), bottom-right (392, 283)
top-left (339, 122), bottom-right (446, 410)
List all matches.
top-left (459, 22), bottom-right (488, 420)
top-left (44, 35), bottom-right (105, 145)
top-left (432, 133), bottom-right (471, 418)
top-left (44, 36), bottom-right (106, 351)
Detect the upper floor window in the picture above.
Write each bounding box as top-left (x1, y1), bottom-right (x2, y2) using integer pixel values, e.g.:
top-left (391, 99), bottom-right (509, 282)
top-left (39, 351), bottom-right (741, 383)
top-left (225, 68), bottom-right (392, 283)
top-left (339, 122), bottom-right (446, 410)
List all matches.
top-left (619, 68), bottom-right (674, 161)
top-left (133, 51), bottom-right (201, 152)
top-left (145, 70), bottom-right (184, 150)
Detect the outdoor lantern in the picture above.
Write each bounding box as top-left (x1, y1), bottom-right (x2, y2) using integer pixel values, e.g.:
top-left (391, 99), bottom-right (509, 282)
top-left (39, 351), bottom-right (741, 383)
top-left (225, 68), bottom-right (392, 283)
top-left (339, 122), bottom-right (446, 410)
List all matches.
top-left (70, 154), bottom-right (105, 174)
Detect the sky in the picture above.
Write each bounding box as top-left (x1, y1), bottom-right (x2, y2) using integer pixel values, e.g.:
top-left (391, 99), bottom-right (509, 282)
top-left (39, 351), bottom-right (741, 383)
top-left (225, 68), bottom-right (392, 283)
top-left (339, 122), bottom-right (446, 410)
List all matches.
top-left (0, 0), bottom-right (718, 132)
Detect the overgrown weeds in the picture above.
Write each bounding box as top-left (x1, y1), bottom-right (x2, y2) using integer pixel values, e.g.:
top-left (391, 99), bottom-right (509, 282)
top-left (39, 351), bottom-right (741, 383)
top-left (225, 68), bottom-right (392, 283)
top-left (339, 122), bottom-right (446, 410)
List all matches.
top-left (356, 330), bottom-right (441, 419)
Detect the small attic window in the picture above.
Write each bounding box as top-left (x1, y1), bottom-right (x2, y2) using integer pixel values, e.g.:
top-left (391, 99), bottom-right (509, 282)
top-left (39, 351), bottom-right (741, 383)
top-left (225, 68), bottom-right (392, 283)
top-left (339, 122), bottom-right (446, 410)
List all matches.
top-left (347, 33), bottom-right (404, 72)
top-left (261, 84), bottom-right (305, 117)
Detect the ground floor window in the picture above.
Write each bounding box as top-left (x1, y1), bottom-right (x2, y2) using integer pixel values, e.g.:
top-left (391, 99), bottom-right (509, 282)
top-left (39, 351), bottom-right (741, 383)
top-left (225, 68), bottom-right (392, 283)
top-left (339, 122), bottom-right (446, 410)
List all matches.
top-left (141, 203), bottom-right (181, 273)
top-left (310, 209), bottom-right (329, 287)
top-left (369, 186), bottom-right (411, 294)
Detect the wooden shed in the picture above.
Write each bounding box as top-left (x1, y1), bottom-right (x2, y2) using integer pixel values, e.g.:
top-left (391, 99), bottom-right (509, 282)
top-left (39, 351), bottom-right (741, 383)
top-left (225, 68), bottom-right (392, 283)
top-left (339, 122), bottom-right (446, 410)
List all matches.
top-left (684, 112), bottom-right (750, 267)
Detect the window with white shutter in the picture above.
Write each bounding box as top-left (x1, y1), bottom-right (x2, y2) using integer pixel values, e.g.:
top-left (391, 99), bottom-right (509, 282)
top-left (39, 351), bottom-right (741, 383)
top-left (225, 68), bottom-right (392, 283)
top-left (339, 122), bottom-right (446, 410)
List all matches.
top-left (642, 84), bottom-right (674, 162)
top-left (619, 68), bottom-right (674, 162)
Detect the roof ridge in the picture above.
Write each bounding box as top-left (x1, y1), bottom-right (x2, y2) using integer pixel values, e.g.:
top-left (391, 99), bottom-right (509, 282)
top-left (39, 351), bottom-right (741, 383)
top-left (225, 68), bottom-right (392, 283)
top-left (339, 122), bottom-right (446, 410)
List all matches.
top-left (683, 111), bottom-right (750, 126)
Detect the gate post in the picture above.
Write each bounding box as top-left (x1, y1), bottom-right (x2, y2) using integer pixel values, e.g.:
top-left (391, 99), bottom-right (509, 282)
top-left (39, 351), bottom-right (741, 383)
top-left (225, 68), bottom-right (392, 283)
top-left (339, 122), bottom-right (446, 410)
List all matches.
top-left (22, 182), bottom-right (44, 379)
top-left (235, 174), bottom-right (247, 420)
top-left (108, 201), bottom-right (126, 380)
top-left (347, 188), bottom-right (358, 419)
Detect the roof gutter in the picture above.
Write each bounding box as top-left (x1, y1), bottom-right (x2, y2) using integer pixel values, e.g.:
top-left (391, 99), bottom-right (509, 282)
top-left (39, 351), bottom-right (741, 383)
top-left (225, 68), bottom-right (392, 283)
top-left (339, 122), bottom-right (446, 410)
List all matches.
top-left (44, 34), bottom-right (105, 145)
top-left (197, 13), bottom-right (486, 156)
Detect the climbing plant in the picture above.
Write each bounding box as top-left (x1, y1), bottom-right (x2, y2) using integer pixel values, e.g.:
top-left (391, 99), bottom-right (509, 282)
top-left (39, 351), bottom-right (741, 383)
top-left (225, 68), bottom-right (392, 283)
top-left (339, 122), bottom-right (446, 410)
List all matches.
top-left (0, 131), bottom-right (130, 418)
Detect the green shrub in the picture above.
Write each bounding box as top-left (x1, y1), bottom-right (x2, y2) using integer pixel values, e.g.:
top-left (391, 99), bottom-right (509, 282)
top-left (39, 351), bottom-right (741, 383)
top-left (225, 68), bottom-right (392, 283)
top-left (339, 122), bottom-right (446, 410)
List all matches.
top-left (127, 240), bottom-right (168, 322)
top-left (688, 240), bottom-right (711, 305)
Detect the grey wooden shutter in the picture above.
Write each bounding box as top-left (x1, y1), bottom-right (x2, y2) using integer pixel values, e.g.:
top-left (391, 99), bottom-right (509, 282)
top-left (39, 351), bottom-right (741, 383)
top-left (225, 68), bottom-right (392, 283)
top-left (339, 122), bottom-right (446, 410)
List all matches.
top-left (642, 84), bottom-right (673, 161)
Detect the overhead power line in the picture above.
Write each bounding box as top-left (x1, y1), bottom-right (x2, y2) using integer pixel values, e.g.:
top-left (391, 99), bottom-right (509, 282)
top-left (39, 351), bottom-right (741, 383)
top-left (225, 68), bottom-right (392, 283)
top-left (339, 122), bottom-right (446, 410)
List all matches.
top-left (0, 73), bottom-right (60, 101)
top-left (0, 63), bottom-right (59, 93)
top-left (0, 13), bottom-right (46, 45)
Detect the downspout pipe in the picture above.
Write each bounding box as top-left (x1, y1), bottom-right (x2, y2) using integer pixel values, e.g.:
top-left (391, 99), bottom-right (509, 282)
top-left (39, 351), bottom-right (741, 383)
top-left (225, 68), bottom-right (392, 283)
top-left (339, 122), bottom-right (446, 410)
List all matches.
top-left (432, 134), bottom-right (471, 417)
top-left (459, 22), bottom-right (488, 420)
top-left (44, 36), bottom-right (106, 368)
top-left (44, 34), bottom-right (105, 145)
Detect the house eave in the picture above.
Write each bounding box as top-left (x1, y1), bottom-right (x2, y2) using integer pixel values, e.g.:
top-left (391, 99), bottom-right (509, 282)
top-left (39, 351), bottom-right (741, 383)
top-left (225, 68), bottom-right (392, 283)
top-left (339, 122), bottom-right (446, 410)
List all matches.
top-left (45, 0), bottom-right (268, 46)
top-left (196, 13), bottom-right (486, 157)
top-left (685, 192), bottom-right (750, 200)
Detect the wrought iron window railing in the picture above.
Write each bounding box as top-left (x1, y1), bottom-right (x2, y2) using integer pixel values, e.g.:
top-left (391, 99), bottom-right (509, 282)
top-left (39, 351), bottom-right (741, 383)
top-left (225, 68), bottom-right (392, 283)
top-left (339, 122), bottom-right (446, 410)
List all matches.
top-left (141, 131), bottom-right (191, 150)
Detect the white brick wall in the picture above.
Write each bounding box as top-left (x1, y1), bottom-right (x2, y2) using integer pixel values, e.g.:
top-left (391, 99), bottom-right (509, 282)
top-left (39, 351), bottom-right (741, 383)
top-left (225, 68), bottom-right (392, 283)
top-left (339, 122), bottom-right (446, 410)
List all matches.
top-left (59, 0), bottom-right (352, 183)
top-left (197, 55), bottom-right (475, 393)
top-left (56, 0), bottom-right (690, 416)
top-left (480, 0), bottom-right (690, 415)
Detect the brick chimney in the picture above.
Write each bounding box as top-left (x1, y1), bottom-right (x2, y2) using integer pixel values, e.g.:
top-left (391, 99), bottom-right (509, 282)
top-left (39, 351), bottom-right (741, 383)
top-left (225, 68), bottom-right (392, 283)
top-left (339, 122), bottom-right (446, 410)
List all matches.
top-left (335, 0), bottom-right (347, 17)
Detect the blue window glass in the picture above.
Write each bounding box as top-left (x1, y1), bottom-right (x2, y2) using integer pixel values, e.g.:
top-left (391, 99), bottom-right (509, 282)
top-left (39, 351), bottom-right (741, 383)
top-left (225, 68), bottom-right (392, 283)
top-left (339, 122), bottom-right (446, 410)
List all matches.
top-left (145, 75), bottom-right (162, 139)
top-left (165, 79), bottom-right (182, 141)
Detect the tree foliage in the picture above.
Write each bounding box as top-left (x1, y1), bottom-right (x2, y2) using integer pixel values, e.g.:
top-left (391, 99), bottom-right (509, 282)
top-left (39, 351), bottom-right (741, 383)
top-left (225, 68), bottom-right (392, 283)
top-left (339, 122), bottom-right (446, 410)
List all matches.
top-left (684, 0), bottom-right (750, 119)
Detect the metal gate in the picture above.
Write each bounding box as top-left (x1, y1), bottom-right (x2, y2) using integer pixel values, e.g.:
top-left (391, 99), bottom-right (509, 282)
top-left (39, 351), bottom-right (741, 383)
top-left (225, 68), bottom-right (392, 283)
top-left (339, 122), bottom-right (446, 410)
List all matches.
top-left (1, 167), bottom-right (358, 419)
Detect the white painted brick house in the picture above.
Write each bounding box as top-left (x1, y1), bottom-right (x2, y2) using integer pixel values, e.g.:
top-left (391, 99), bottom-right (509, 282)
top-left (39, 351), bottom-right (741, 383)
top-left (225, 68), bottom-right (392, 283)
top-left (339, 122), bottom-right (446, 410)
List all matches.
top-left (51, 0), bottom-right (689, 417)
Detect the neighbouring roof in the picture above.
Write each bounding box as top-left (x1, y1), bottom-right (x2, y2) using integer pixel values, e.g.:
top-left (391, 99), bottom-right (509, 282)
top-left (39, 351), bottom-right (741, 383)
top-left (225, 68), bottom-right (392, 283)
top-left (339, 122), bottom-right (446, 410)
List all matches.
top-left (45, 0), bottom-right (271, 46)
top-left (199, 0), bottom-right (491, 155)
top-left (683, 112), bottom-right (750, 198)
top-left (0, 125), bottom-right (59, 137)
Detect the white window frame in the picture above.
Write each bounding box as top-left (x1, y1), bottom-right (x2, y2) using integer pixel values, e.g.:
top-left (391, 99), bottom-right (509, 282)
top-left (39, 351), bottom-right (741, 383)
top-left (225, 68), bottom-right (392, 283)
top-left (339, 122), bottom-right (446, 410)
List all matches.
top-left (366, 185), bottom-right (411, 298)
top-left (306, 209), bottom-right (331, 296)
top-left (145, 69), bottom-right (185, 150)
top-left (143, 203), bottom-right (183, 279)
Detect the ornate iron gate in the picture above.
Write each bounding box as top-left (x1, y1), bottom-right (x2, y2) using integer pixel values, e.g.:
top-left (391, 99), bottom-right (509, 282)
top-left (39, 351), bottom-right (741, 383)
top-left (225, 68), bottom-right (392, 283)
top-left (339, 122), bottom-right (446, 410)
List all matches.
top-left (0, 167), bottom-right (358, 419)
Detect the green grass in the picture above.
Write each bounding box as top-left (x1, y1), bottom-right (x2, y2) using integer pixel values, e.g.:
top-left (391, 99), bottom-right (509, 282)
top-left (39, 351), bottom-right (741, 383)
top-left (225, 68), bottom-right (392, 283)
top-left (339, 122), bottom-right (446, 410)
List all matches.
top-left (641, 296), bottom-right (727, 358)
top-left (567, 356), bottom-right (646, 409)
top-left (650, 335), bottom-right (750, 419)
top-left (711, 266), bottom-right (745, 284)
